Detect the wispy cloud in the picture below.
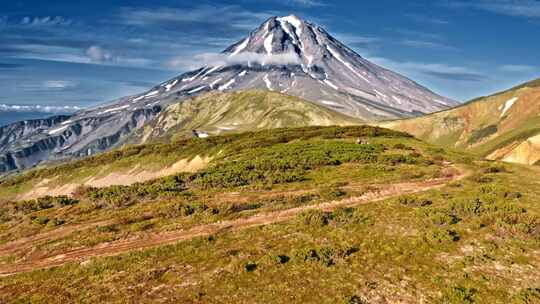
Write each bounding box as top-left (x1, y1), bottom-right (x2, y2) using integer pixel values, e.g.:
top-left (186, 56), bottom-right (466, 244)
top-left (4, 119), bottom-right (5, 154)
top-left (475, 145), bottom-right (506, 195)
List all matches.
top-left (404, 13), bottom-right (449, 25)
top-left (41, 80), bottom-right (78, 90)
top-left (20, 16), bottom-right (72, 26)
top-left (333, 33), bottom-right (380, 48)
top-left (401, 39), bottom-right (458, 51)
top-left (446, 0), bottom-right (540, 18)
top-left (499, 64), bottom-right (536, 72)
top-left (0, 104), bottom-right (82, 113)
top-left (288, 0), bottom-right (326, 7)
top-left (118, 5), bottom-right (273, 31)
top-left (86, 46), bottom-right (114, 63)
top-left (370, 56), bottom-right (487, 82)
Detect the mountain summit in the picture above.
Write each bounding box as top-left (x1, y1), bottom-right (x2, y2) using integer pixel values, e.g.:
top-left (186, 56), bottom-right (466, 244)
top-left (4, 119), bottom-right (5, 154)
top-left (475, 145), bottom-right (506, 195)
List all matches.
top-left (155, 15), bottom-right (457, 120)
top-left (0, 15), bottom-right (457, 174)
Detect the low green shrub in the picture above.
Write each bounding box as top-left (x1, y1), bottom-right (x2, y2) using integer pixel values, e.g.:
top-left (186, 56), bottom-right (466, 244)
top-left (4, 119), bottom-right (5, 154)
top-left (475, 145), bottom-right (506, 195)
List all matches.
top-left (424, 228), bottom-right (460, 244)
top-left (330, 207), bottom-right (369, 226)
top-left (512, 288), bottom-right (540, 304)
top-left (441, 286), bottom-right (477, 304)
top-left (297, 210), bottom-right (332, 227)
top-left (11, 196), bottom-right (79, 214)
top-left (292, 244), bottom-right (359, 266)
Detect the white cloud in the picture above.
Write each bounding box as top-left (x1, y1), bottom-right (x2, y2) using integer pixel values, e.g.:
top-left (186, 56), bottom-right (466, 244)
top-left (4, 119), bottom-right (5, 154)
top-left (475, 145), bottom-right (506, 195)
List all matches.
top-left (20, 16), bottom-right (72, 26)
top-left (369, 56), bottom-right (487, 82)
top-left (499, 64), bottom-right (536, 72)
top-left (288, 0), bottom-right (325, 7)
top-left (42, 80), bottom-right (77, 89)
top-left (333, 33), bottom-right (379, 46)
top-left (0, 104), bottom-right (82, 113)
top-left (404, 13), bottom-right (449, 25)
top-left (401, 39), bottom-right (458, 51)
top-left (166, 51), bottom-right (301, 70)
top-left (86, 46), bottom-right (113, 63)
top-left (119, 5), bottom-right (273, 30)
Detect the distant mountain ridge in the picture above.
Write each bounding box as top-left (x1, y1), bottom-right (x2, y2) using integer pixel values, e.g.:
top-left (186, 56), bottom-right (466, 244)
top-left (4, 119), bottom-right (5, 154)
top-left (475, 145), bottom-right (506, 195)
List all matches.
top-left (381, 77), bottom-right (540, 165)
top-left (0, 15), bottom-right (456, 175)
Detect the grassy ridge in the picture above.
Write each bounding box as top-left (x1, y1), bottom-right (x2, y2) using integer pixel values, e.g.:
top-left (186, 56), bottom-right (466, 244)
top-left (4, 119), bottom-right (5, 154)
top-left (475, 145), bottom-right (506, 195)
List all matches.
top-left (0, 126), bottom-right (402, 202)
top-left (1, 156), bottom-right (539, 302)
top-left (134, 90), bottom-right (364, 143)
top-left (380, 78), bottom-right (540, 165)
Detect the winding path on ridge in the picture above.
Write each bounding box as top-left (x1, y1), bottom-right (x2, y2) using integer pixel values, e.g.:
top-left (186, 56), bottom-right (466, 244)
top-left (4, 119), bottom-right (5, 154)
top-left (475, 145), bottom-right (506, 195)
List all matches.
top-left (0, 166), bottom-right (469, 277)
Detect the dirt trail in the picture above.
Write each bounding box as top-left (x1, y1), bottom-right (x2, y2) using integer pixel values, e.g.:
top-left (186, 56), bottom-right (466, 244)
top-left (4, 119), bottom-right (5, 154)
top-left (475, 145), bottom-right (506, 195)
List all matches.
top-left (0, 219), bottom-right (115, 257)
top-left (0, 167), bottom-right (468, 277)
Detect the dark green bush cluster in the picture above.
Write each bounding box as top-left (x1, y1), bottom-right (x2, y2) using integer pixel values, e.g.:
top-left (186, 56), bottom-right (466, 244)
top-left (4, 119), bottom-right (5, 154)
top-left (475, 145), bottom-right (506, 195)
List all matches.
top-left (441, 286), bottom-right (477, 304)
top-left (0, 126), bottom-right (409, 188)
top-left (418, 185), bottom-right (537, 240)
top-left (298, 208), bottom-right (369, 227)
top-left (85, 174), bottom-right (188, 206)
top-left (513, 288), bottom-right (540, 304)
top-left (342, 295), bottom-right (368, 304)
top-left (11, 195), bottom-right (79, 214)
top-left (194, 141), bottom-right (386, 188)
top-left (380, 153), bottom-right (426, 165)
top-left (298, 210), bottom-right (332, 227)
top-left (424, 228), bottom-right (460, 244)
top-left (398, 195), bottom-right (432, 207)
top-left (392, 143), bottom-right (413, 150)
top-left (468, 124), bottom-right (498, 144)
top-left (292, 244), bottom-right (359, 266)
top-left (483, 164), bottom-right (509, 174)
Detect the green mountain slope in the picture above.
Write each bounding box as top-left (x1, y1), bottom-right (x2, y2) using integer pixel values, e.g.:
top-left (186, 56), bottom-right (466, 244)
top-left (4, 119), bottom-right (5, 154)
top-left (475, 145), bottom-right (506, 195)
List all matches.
top-left (1, 126), bottom-right (540, 303)
top-left (0, 126), bottom-right (398, 202)
top-left (134, 90), bottom-right (363, 143)
top-left (380, 78), bottom-right (540, 165)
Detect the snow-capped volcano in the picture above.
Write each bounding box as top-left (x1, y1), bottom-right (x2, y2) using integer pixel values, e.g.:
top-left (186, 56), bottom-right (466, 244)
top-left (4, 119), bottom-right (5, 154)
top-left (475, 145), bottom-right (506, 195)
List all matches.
top-left (148, 14), bottom-right (457, 120)
top-left (0, 15), bottom-right (457, 174)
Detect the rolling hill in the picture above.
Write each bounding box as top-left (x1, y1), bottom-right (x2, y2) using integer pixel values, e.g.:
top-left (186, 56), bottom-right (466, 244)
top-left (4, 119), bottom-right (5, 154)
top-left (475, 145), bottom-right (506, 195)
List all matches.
top-left (0, 126), bottom-right (539, 303)
top-left (133, 90), bottom-right (363, 143)
top-left (381, 78), bottom-right (540, 165)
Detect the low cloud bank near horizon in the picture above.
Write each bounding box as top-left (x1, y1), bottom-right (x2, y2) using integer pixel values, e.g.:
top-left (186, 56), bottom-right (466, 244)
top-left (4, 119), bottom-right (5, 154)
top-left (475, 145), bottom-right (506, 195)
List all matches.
top-left (0, 104), bottom-right (83, 113)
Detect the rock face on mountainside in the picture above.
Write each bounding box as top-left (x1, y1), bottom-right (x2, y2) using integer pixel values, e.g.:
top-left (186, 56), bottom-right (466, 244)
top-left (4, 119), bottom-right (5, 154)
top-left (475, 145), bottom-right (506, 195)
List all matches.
top-left (381, 78), bottom-right (540, 165)
top-left (0, 15), bottom-right (456, 175)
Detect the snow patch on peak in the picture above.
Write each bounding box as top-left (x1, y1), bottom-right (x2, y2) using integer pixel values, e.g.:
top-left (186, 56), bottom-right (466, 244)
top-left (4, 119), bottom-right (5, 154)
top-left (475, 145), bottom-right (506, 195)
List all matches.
top-left (392, 96), bottom-right (403, 105)
top-left (323, 79), bottom-right (339, 90)
top-left (210, 78), bottom-right (222, 89)
top-left (219, 79), bottom-right (235, 91)
top-left (231, 38), bottom-right (250, 56)
top-left (263, 74), bottom-right (273, 90)
top-left (203, 66), bottom-right (222, 77)
top-left (48, 125), bottom-right (69, 135)
top-left (165, 79), bottom-right (178, 92)
top-left (188, 86), bottom-right (206, 94)
top-left (264, 33), bottom-right (274, 54)
top-left (277, 15), bottom-right (303, 33)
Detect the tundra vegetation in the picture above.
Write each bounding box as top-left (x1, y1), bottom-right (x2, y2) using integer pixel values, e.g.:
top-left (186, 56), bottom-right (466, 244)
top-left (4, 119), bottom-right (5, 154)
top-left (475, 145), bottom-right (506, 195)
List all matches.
top-left (0, 126), bottom-right (538, 303)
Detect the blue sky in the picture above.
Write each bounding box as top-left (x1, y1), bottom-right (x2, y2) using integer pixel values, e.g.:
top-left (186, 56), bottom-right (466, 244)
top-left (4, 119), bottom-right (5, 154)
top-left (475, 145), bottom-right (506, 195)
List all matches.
top-left (0, 0), bottom-right (539, 110)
